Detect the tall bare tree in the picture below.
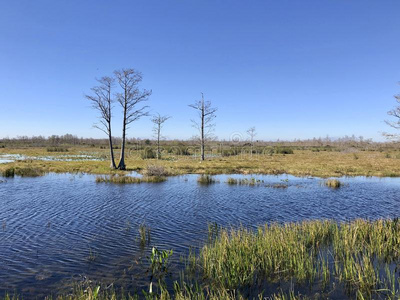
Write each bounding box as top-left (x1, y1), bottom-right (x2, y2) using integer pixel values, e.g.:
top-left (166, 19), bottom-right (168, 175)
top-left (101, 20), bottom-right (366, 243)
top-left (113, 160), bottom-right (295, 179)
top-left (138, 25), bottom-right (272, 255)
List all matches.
top-left (114, 68), bottom-right (151, 170)
top-left (85, 76), bottom-right (117, 169)
top-left (151, 113), bottom-right (171, 159)
top-left (247, 127), bottom-right (257, 155)
top-left (189, 93), bottom-right (217, 161)
top-left (384, 87), bottom-right (400, 139)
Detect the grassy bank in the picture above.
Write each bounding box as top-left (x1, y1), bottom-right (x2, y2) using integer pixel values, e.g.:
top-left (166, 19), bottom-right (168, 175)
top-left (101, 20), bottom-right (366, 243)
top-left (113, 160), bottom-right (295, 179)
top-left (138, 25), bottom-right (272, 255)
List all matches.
top-left (3, 219), bottom-right (400, 299)
top-left (2, 146), bottom-right (400, 178)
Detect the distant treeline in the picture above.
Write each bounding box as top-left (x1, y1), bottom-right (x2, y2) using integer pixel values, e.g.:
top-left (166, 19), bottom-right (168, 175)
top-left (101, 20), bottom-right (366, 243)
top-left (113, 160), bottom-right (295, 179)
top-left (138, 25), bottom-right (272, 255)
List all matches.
top-left (1, 134), bottom-right (400, 152)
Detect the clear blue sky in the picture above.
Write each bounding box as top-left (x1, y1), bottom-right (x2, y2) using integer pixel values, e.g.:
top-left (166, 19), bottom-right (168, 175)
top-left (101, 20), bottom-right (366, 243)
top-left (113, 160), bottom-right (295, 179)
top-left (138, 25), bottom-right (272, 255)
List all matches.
top-left (0, 0), bottom-right (399, 141)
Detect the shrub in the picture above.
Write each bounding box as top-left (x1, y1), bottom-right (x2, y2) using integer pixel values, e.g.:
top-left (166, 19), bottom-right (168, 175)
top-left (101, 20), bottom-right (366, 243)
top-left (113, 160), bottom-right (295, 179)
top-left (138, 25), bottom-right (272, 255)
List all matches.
top-left (275, 147), bottom-right (294, 154)
top-left (141, 149), bottom-right (156, 159)
top-left (46, 147), bottom-right (69, 152)
top-left (145, 165), bottom-right (168, 177)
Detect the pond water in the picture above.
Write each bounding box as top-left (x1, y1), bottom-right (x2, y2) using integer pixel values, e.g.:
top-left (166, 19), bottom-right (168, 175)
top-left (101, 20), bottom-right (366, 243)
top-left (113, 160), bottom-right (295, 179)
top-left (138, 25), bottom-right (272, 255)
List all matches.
top-left (0, 173), bottom-right (400, 298)
top-left (0, 153), bottom-right (102, 164)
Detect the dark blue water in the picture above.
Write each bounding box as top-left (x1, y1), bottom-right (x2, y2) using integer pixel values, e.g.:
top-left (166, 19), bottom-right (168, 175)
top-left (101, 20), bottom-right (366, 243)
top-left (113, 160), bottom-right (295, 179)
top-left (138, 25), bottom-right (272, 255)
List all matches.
top-left (0, 173), bottom-right (400, 297)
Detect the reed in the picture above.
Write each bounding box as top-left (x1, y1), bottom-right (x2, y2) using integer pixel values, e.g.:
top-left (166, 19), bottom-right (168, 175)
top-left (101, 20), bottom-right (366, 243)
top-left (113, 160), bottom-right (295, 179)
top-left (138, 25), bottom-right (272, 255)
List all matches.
top-left (1, 167), bottom-right (44, 177)
top-left (199, 219), bottom-right (400, 298)
top-left (226, 177), bottom-right (264, 186)
top-left (2, 167), bottom-right (14, 177)
top-left (139, 223), bottom-right (151, 246)
top-left (197, 174), bottom-right (217, 185)
top-left (324, 179), bottom-right (342, 188)
top-left (95, 175), bottom-right (166, 184)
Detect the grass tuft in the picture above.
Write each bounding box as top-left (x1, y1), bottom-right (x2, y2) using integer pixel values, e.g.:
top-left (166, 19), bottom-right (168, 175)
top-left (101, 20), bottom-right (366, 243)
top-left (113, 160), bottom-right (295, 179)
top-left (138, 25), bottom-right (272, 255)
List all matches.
top-left (324, 179), bottom-right (342, 188)
top-left (197, 174), bottom-right (217, 185)
top-left (95, 175), bottom-right (166, 184)
top-left (226, 177), bottom-right (264, 186)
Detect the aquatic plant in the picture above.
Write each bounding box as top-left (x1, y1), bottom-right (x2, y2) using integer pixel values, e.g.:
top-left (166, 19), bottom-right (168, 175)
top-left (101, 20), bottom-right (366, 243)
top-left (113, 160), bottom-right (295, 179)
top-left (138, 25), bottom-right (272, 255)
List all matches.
top-left (95, 175), bottom-right (166, 184)
top-left (266, 183), bottom-right (288, 189)
top-left (324, 179), bottom-right (342, 188)
top-left (1, 167), bottom-right (45, 177)
top-left (139, 223), bottom-right (151, 246)
top-left (14, 167), bottom-right (44, 177)
top-left (2, 167), bottom-right (14, 177)
top-left (197, 174), bottom-right (217, 184)
top-left (226, 177), bottom-right (264, 186)
top-left (198, 219), bottom-right (400, 299)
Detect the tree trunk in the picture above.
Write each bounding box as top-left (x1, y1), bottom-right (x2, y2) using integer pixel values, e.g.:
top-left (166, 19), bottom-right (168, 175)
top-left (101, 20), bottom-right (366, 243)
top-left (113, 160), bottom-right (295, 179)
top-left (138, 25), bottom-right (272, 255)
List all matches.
top-left (118, 126), bottom-right (126, 170)
top-left (108, 130), bottom-right (117, 169)
top-left (201, 100), bottom-right (205, 161)
top-left (118, 106), bottom-right (127, 170)
top-left (157, 127), bottom-right (160, 160)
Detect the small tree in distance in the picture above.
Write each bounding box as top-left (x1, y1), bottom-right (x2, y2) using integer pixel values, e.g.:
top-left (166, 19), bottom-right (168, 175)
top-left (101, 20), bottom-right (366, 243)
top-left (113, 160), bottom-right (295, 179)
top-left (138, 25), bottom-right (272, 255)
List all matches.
top-left (247, 127), bottom-right (257, 156)
top-left (151, 113), bottom-right (171, 159)
top-left (189, 93), bottom-right (217, 161)
top-left (85, 76), bottom-right (117, 169)
top-left (384, 85), bottom-right (400, 139)
top-left (114, 68), bottom-right (152, 170)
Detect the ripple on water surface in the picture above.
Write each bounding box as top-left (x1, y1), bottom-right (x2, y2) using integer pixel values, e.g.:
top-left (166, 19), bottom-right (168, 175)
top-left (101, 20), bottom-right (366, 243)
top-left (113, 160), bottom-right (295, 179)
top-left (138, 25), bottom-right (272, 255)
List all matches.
top-left (0, 173), bottom-right (400, 297)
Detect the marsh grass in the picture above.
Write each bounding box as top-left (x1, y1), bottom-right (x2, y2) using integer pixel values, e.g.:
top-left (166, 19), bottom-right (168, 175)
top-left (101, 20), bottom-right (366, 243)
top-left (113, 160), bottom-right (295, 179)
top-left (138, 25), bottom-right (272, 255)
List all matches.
top-left (324, 179), bottom-right (342, 188)
top-left (2, 167), bottom-right (14, 177)
top-left (199, 219), bottom-right (400, 299)
top-left (46, 147), bottom-right (69, 152)
top-left (197, 175), bottom-right (217, 185)
top-left (3, 147), bottom-right (400, 177)
top-left (139, 223), bottom-right (151, 246)
top-left (95, 175), bottom-right (166, 184)
top-left (3, 219), bottom-right (400, 299)
top-left (1, 167), bottom-right (44, 177)
top-left (226, 177), bottom-right (264, 186)
top-left (266, 183), bottom-right (288, 189)
top-left (86, 247), bottom-right (97, 262)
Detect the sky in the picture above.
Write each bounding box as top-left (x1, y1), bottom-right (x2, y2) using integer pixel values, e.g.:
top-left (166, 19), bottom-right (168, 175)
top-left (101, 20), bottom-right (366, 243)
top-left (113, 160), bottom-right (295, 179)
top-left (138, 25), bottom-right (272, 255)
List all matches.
top-left (0, 0), bottom-right (399, 142)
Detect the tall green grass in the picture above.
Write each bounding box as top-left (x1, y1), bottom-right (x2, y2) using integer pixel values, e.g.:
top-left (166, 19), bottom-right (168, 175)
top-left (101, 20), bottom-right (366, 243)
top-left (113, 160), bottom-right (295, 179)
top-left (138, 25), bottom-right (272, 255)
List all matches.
top-left (3, 219), bottom-right (400, 299)
top-left (199, 219), bottom-right (400, 298)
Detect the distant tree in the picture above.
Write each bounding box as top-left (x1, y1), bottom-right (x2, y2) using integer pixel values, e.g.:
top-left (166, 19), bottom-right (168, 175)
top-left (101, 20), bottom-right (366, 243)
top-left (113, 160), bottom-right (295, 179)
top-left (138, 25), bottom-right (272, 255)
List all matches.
top-left (384, 86), bottom-right (400, 139)
top-left (85, 76), bottom-right (117, 169)
top-left (114, 68), bottom-right (151, 170)
top-left (151, 113), bottom-right (171, 159)
top-left (247, 127), bottom-right (257, 155)
top-left (189, 93), bottom-right (217, 161)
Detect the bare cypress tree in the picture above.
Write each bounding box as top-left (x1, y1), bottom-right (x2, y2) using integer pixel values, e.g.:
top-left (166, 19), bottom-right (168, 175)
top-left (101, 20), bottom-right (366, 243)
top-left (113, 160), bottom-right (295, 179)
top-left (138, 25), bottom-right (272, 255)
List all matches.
top-left (246, 127), bottom-right (257, 155)
top-left (189, 93), bottom-right (217, 161)
top-left (151, 113), bottom-right (171, 159)
top-left (85, 76), bottom-right (117, 169)
top-left (114, 68), bottom-right (151, 170)
top-left (384, 87), bottom-right (400, 139)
